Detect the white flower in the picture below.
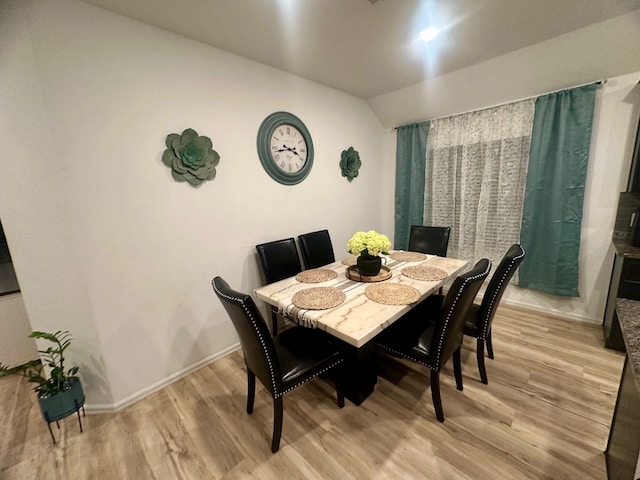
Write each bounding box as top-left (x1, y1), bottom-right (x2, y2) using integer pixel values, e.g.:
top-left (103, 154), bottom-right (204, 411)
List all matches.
top-left (347, 230), bottom-right (391, 256)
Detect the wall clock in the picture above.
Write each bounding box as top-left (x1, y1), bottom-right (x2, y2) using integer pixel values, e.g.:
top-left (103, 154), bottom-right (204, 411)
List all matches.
top-left (256, 111), bottom-right (314, 185)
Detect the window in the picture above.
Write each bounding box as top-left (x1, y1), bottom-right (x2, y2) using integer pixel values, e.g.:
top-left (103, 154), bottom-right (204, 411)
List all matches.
top-left (424, 99), bottom-right (534, 270)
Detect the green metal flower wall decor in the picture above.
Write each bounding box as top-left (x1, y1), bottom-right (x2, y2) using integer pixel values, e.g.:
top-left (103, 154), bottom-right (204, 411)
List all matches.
top-left (162, 128), bottom-right (220, 187)
top-left (340, 146), bottom-right (361, 182)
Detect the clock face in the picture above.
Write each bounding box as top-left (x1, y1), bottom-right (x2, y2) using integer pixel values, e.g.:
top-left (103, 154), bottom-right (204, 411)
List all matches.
top-left (257, 112), bottom-right (314, 185)
top-left (270, 124), bottom-right (308, 174)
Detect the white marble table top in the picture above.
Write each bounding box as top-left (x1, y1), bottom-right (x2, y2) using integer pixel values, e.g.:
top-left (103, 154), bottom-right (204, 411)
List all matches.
top-left (254, 253), bottom-right (469, 348)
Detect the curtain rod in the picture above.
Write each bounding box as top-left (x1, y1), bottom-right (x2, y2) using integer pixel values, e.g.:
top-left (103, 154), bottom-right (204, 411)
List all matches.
top-left (392, 79), bottom-right (607, 130)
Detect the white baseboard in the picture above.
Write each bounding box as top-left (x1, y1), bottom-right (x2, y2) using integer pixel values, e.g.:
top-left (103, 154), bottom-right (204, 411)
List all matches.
top-left (85, 342), bottom-right (240, 413)
top-left (500, 297), bottom-right (601, 325)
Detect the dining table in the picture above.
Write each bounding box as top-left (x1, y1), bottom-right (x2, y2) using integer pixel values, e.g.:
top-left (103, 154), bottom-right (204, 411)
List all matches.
top-left (254, 251), bottom-right (469, 405)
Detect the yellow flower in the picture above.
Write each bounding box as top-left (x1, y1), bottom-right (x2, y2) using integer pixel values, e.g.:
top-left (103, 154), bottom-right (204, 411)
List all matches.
top-left (347, 230), bottom-right (391, 257)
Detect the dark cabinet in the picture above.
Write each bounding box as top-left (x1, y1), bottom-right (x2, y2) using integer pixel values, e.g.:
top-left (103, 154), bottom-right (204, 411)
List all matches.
top-left (618, 258), bottom-right (640, 299)
top-left (627, 113), bottom-right (640, 193)
top-left (603, 254), bottom-right (639, 352)
top-left (606, 355), bottom-right (640, 480)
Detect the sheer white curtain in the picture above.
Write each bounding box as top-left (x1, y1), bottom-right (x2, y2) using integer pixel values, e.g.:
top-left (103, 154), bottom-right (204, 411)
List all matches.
top-left (424, 99), bottom-right (535, 270)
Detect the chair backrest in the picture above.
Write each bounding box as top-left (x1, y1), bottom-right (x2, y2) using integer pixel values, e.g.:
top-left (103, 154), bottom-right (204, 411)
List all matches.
top-left (408, 225), bottom-right (451, 257)
top-left (256, 238), bottom-right (303, 284)
top-left (298, 229), bottom-right (335, 269)
top-left (430, 258), bottom-right (491, 369)
top-left (476, 244), bottom-right (525, 338)
top-left (212, 277), bottom-right (281, 396)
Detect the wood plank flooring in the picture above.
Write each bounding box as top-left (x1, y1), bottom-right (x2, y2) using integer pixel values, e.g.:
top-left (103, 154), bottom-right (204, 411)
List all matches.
top-left (0, 304), bottom-right (624, 479)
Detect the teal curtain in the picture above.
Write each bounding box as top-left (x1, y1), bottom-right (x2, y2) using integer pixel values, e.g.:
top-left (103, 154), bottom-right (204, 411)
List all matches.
top-left (519, 83), bottom-right (598, 296)
top-left (394, 122), bottom-right (429, 249)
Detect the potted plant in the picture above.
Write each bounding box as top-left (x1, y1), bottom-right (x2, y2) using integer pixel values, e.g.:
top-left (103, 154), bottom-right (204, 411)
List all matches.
top-left (347, 230), bottom-right (391, 276)
top-left (0, 330), bottom-right (85, 443)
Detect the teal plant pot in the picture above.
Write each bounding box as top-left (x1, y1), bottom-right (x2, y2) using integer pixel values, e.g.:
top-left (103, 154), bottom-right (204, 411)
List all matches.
top-left (38, 377), bottom-right (85, 423)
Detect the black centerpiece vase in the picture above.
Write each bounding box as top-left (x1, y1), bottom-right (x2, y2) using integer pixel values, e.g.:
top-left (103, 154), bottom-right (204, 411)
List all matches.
top-left (357, 253), bottom-right (382, 276)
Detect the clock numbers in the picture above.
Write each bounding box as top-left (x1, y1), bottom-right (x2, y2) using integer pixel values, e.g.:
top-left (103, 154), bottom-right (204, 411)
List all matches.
top-left (257, 111), bottom-right (313, 185)
top-left (269, 123), bottom-right (307, 175)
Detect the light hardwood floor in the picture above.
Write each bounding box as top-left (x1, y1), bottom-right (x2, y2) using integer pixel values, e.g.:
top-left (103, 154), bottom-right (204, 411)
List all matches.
top-left (0, 304), bottom-right (624, 479)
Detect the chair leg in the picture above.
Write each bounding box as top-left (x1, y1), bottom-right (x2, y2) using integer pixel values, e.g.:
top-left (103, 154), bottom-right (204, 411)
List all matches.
top-left (476, 339), bottom-right (488, 385)
top-left (271, 396), bottom-right (283, 453)
top-left (270, 308), bottom-right (279, 336)
top-left (453, 347), bottom-right (463, 391)
top-left (486, 330), bottom-right (494, 359)
top-left (247, 369), bottom-right (256, 414)
top-left (430, 371), bottom-right (444, 423)
top-left (336, 368), bottom-right (345, 409)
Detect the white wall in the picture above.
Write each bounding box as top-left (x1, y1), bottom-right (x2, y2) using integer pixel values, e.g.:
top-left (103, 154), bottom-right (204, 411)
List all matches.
top-left (369, 10), bottom-right (640, 129)
top-left (1, 0), bottom-right (392, 408)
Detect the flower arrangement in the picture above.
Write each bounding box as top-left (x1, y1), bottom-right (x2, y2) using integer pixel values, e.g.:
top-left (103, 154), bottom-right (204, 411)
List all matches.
top-left (347, 230), bottom-right (391, 257)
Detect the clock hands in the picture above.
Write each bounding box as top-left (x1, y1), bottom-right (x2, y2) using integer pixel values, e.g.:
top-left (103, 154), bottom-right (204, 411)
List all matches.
top-left (276, 144), bottom-right (300, 157)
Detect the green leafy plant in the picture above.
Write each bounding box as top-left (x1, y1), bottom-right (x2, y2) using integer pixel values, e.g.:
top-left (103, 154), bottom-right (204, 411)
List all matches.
top-left (0, 330), bottom-right (79, 398)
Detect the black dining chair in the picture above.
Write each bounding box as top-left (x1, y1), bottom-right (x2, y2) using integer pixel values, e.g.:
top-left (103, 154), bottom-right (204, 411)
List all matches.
top-left (408, 225), bottom-right (451, 257)
top-left (255, 238), bottom-right (303, 335)
top-left (212, 277), bottom-right (345, 453)
top-left (375, 258), bottom-right (491, 422)
top-left (408, 225), bottom-right (452, 295)
top-left (298, 229), bottom-right (335, 269)
top-left (463, 244), bottom-right (525, 384)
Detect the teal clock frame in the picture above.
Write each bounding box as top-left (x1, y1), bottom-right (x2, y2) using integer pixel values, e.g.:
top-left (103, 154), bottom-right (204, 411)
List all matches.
top-left (256, 111), bottom-right (314, 185)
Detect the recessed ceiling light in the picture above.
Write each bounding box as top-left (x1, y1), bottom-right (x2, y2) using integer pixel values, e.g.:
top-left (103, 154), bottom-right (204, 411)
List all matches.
top-left (418, 27), bottom-right (439, 42)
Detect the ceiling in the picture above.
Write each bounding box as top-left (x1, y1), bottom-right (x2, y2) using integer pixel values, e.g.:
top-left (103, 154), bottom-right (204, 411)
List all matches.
top-left (82, 0), bottom-right (640, 99)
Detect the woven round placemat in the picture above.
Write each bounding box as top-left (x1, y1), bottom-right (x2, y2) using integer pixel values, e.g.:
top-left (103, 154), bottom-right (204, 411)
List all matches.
top-left (389, 251), bottom-right (427, 262)
top-left (401, 264), bottom-right (448, 281)
top-left (292, 287), bottom-right (346, 310)
top-left (365, 283), bottom-right (420, 305)
top-left (341, 256), bottom-right (357, 266)
top-left (295, 268), bottom-right (338, 283)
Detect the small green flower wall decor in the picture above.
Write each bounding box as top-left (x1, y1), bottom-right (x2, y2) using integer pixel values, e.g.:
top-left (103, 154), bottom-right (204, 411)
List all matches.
top-left (340, 146), bottom-right (361, 182)
top-left (162, 128), bottom-right (220, 187)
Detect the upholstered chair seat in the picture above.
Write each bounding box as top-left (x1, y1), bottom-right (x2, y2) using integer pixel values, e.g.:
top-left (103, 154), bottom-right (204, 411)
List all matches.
top-left (463, 244), bottom-right (525, 385)
top-left (392, 245), bottom-right (525, 387)
top-left (375, 259), bottom-right (491, 422)
top-left (212, 277), bottom-right (344, 453)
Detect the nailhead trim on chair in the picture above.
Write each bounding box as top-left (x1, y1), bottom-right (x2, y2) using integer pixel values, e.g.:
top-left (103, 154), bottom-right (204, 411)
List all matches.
top-left (214, 281), bottom-right (344, 400)
top-left (376, 261), bottom-right (491, 372)
top-left (213, 283), bottom-right (280, 397)
top-left (376, 343), bottom-right (435, 371)
top-left (278, 359), bottom-right (344, 398)
top-left (433, 261), bottom-right (491, 367)
top-left (479, 246), bottom-right (525, 339)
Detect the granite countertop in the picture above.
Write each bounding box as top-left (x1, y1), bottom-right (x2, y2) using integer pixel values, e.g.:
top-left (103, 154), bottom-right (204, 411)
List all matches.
top-left (615, 298), bottom-right (640, 395)
top-left (613, 239), bottom-right (640, 259)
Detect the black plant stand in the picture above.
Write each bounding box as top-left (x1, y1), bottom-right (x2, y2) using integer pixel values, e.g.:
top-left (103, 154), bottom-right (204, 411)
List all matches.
top-left (38, 378), bottom-right (86, 444)
top-left (43, 402), bottom-right (85, 444)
